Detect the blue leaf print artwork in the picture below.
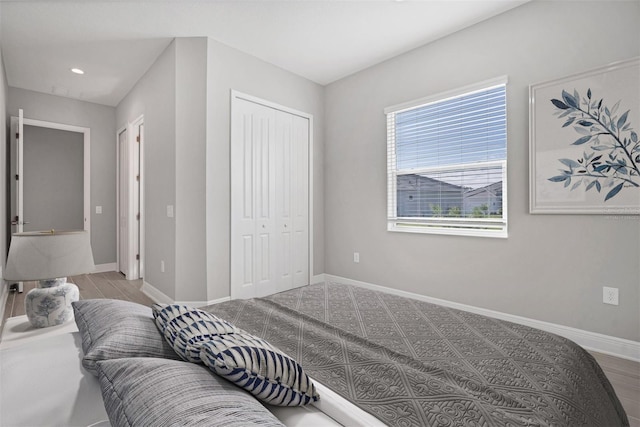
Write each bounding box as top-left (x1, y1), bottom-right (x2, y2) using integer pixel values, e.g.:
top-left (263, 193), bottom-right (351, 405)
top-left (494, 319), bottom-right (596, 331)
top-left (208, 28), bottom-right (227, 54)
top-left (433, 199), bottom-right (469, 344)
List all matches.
top-left (548, 88), bottom-right (640, 202)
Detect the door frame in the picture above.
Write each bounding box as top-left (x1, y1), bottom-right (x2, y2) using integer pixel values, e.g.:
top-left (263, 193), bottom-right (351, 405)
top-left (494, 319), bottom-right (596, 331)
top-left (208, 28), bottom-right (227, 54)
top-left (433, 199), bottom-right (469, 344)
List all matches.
top-left (116, 115), bottom-right (144, 279)
top-left (10, 114), bottom-right (91, 234)
top-left (229, 90), bottom-right (314, 298)
top-left (116, 125), bottom-right (128, 278)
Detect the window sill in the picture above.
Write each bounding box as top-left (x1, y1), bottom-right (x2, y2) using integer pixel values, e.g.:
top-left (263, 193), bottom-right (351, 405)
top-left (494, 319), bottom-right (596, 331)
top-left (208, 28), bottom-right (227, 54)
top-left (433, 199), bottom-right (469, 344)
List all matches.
top-left (388, 222), bottom-right (508, 239)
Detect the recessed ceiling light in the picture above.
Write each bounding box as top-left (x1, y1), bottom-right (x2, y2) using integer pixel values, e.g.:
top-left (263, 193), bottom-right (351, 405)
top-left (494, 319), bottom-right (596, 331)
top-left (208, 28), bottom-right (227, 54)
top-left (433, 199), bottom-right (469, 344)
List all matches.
top-left (71, 68), bottom-right (85, 75)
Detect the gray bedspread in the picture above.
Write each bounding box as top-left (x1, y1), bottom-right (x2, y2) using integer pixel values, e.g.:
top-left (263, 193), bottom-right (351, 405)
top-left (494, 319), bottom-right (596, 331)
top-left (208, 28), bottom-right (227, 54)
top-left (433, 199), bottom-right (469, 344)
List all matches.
top-left (204, 283), bottom-right (628, 426)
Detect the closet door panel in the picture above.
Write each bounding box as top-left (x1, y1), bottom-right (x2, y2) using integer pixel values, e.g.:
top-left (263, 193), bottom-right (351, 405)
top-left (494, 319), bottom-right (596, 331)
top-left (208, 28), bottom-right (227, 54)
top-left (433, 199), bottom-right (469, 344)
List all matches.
top-left (275, 111), bottom-right (293, 292)
top-left (231, 99), bottom-right (276, 299)
top-left (241, 115), bottom-right (254, 220)
top-left (232, 105), bottom-right (256, 298)
top-left (242, 235), bottom-right (254, 286)
top-left (254, 111), bottom-right (277, 297)
top-left (292, 114), bottom-right (310, 287)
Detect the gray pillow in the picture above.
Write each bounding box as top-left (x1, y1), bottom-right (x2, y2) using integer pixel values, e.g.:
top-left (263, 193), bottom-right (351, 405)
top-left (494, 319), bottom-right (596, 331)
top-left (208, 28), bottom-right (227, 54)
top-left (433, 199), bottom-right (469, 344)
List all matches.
top-left (72, 299), bottom-right (180, 375)
top-left (96, 357), bottom-right (285, 427)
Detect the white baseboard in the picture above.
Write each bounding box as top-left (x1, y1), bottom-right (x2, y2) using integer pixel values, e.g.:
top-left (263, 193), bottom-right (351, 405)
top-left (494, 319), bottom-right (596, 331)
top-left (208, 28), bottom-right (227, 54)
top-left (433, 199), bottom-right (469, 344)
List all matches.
top-left (94, 263), bottom-right (117, 273)
top-left (141, 281), bottom-right (231, 307)
top-left (324, 274), bottom-right (640, 363)
top-left (176, 297), bottom-right (231, 307)
top-left (141, 281), bottom-right (173, 304)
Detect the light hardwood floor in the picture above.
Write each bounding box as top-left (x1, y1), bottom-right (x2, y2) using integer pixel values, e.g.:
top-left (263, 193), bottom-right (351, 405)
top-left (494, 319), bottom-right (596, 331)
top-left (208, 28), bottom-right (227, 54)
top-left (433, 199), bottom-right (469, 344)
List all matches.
top-left (591, 351), bottom-right (640, 426)
top-left (2, 273), bottom-right (639, 425)
top-left (1, 271), bottom-right (154, 329)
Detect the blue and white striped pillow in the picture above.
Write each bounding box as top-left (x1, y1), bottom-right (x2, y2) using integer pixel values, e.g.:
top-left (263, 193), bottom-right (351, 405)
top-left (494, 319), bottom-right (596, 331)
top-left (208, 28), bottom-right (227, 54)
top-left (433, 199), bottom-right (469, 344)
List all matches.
top-left (152, 304), bottom-right (240, 362)
top-left (200, 333), bottom-right (319, 406)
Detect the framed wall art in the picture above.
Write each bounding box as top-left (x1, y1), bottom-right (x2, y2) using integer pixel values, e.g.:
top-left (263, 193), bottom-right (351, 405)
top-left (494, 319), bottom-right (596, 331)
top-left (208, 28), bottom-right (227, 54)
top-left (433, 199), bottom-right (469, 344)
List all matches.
top-left (529, 57), bottom-right (640, 214)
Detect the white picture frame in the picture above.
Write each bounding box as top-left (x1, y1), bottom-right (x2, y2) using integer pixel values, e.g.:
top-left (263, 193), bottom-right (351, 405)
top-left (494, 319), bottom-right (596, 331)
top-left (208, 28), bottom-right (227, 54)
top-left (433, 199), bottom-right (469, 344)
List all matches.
top-left (529, 57), bottom-right (640, 214)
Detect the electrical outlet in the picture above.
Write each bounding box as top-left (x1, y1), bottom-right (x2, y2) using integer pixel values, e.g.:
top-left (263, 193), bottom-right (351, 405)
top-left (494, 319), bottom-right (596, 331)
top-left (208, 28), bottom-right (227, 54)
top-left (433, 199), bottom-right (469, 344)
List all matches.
top-left (603, 286), bottom-right (619, 305)
top-left (353, 252), bottom-right (360, 263)
top-left (95, 206), bottom-right (102, 214)
top-left (161, 260), bottom-right (165, 273)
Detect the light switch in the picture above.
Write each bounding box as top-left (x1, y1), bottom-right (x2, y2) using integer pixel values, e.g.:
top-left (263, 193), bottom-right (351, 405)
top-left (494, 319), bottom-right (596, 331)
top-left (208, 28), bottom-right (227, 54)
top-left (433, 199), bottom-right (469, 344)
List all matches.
top-left (96, 206), bottom-right (102, 214)
top-left (167, 205), bottom-right (174, 218)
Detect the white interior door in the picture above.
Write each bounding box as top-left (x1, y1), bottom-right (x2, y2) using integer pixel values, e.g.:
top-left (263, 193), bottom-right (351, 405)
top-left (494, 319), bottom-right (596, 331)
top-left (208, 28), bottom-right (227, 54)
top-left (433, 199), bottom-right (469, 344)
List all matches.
top-left (15, 109), bottom-right (24, 233)
top-left (132, 121), bottom-right (142, 279)
top-left (118, 128), bottom-right (129, 276)
top-left (136, 122), bottom-right (144, 278)
top-left (231, 95), bottom-right (310, 299)
top-left (8, 110), bottom-right (24, 292)
top-left (118, 119), bottom-right (143, 280)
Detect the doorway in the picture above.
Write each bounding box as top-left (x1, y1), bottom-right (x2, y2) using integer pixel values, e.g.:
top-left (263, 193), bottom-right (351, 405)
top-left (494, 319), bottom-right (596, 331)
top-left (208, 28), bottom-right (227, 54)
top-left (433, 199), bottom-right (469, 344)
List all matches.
top-left (10, 109), bottom-right (91, 235)
top-left (117, 116), bottom-right (143, 280)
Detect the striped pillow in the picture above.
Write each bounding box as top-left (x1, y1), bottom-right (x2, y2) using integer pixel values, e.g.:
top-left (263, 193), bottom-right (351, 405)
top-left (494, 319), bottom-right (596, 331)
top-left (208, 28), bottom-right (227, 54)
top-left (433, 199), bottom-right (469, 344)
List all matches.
top-left (200, 333), bottom-right (319, 406)
top-left (97, 357), bottom-right (285, 427)
top-left (152, 304), bottom-right (240, 362)
top-left (73, 299), bottom-right (180, 375)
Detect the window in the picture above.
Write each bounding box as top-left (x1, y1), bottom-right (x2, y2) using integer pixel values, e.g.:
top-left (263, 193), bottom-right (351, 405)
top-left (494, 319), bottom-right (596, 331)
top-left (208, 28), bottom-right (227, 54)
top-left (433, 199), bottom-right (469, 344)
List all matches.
top-left (386, 77), bottom-right (508, 237)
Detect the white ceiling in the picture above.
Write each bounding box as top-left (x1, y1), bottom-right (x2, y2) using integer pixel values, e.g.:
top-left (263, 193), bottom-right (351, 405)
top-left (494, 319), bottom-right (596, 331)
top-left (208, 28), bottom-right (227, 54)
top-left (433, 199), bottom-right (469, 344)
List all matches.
top-left (0, 0), bottom-right (529, 107)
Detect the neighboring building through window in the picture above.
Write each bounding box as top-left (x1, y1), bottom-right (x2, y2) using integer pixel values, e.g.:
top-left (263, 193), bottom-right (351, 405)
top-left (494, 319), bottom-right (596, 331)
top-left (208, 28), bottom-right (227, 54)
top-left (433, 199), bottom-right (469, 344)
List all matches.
top-left (386, 77), bottom-right (508, 237)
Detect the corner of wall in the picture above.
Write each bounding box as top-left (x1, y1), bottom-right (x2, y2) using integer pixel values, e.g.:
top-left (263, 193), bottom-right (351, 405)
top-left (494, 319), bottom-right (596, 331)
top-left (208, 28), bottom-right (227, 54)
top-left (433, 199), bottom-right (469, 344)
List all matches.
top-left (174, 37), bottom-right (208, 302)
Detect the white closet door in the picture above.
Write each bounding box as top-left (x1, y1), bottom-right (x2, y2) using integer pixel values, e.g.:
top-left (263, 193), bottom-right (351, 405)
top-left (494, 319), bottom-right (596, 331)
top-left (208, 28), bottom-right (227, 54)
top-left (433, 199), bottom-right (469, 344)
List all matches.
top-left (231, 96), bottom-right (310, 299)
top-left (291, 113), bottom-right (310, 288)
top-left (274, 111), bottom-right (293, 292)
top-left (231, 99), bottom-right (277, 299)
top-left (275, 111), bottom-right (309, 291)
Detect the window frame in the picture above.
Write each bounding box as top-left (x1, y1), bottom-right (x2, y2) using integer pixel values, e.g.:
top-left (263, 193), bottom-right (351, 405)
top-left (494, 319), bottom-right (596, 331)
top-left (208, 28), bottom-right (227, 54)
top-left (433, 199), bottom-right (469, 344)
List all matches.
top-left (385, 76), bottom-right (508, 238)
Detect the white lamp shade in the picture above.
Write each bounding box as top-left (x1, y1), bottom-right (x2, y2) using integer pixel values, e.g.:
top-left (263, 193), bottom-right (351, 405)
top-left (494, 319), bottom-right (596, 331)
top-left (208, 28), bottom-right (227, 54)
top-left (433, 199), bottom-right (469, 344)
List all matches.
top-left (4, 230), bottom-right (95, 281)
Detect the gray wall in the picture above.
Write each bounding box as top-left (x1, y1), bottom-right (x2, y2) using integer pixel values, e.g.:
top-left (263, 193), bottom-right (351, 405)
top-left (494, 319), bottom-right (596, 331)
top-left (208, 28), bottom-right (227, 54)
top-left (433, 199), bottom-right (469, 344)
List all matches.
top-left (0, 43), bottom-right (6, 316)
top-left (175, 38), bottom-right (208, 302)
top-left (23, 125), bottom-right (84, 231)
top-left (7, 88), bottom-right (117, 265)
top-left (0, 47), bottom-right (7, 275)
top-left (324, 1), bottom-right (640, 341)
top-left (206, 38), bottom-right (325, 301)
top-left (116, 40), bottom-right (177, 299)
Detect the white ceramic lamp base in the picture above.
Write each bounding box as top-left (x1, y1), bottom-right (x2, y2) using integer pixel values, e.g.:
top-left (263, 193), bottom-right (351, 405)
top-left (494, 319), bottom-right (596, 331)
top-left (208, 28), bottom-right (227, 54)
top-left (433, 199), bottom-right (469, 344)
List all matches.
top-left (25, 280), bottom-right (80, 328)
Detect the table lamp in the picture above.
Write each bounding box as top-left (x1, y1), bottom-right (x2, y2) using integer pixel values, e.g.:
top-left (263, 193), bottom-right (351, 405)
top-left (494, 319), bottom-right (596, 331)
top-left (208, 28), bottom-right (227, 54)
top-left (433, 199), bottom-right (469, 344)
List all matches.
top-left (4, 230), bottom-right (95, 328)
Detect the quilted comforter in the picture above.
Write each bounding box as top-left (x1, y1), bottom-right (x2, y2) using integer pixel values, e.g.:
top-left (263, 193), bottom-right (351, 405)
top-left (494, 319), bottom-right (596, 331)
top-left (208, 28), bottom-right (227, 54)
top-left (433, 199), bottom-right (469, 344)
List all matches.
top-left (205, 283), bottom-right (628, 427)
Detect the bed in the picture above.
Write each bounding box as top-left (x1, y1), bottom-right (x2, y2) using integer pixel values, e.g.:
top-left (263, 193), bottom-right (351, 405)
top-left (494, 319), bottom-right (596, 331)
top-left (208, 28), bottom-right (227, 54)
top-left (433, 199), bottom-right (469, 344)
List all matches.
top-left (0, 307), bottom-right (377, 427)
top-left (0, 281), bottom-right (628, 426)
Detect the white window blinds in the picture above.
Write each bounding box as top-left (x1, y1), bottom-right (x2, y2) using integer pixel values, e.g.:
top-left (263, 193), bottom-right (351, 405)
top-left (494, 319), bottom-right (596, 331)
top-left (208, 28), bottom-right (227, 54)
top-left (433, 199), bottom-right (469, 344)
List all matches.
top-left (386, 77), bottom-right (508, 237)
